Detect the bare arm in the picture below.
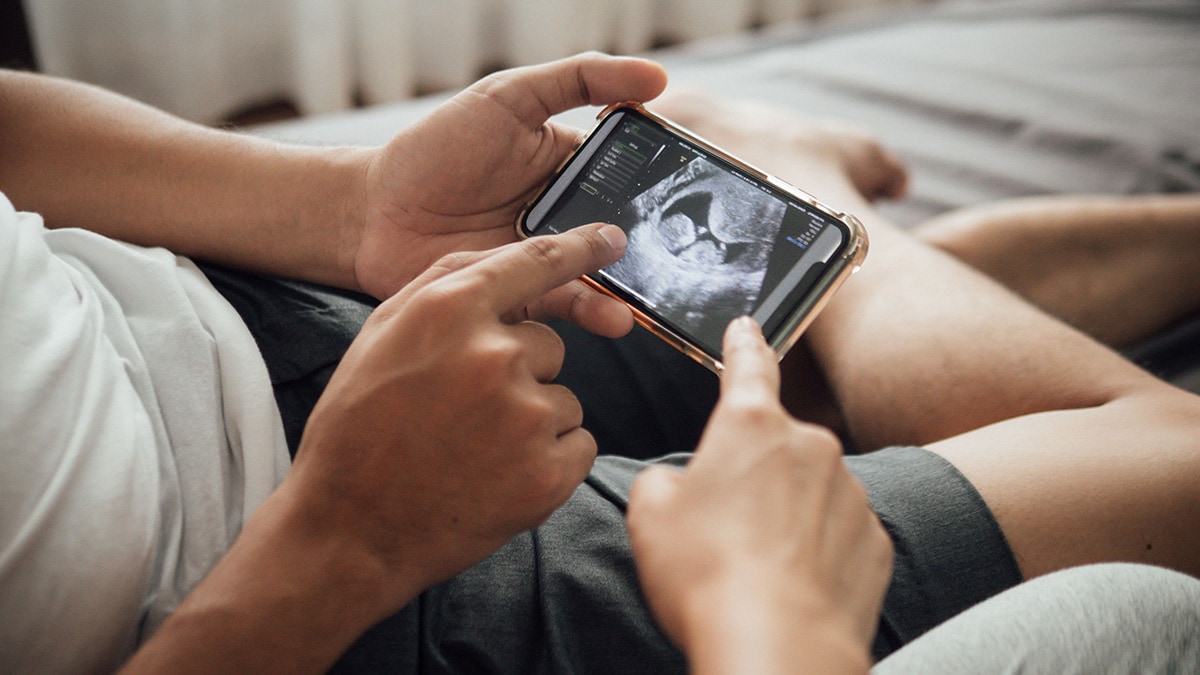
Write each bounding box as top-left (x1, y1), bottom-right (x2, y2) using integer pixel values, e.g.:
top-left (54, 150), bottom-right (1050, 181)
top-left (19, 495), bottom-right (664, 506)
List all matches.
top-left (0, 54), bottom-right (668, 300)
top-left (0, 69), bottom-right (367, 289)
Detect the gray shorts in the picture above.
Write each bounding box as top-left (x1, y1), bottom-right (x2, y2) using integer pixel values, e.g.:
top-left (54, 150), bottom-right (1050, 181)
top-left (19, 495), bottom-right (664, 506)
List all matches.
top-left (325, 448), bottom-right (1018, 673)
top-left (202, 266), bottom-right (1021, 672)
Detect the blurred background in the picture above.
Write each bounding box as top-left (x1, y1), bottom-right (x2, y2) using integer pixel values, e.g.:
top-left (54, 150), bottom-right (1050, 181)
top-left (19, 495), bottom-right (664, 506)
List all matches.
top-left (2, 0), bottom-right (934, 125)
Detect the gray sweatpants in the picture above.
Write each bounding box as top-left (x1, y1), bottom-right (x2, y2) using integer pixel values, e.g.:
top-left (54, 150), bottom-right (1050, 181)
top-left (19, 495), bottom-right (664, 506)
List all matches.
top-left (875, 563), bottom-right (1200, 674)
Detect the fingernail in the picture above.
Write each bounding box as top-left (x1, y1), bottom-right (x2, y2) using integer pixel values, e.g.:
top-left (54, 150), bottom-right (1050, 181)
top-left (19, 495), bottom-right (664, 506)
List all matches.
top-left (596, 224), bottom-right (626, 251)
top-left (732, 316), bottom-right (755, 331)
top-left (726, 316), bottom-right (762, 349)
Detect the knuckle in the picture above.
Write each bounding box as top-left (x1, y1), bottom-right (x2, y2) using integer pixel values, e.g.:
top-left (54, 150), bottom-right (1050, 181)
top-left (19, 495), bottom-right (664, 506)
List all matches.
top-left (579, 226), bottom-right (612, 262)
top-left (407, 283), bottom-right (453, 315)
top-left (465, 260), bottom-right (506, 294)
top-left (418, 269), bottom-right (501, 316)
top-left (759, 421), bottom-right (844, 475)
top-left (539, 324), bottom-right (568, 362)
top-left (409, 281), bottom-right (476, 325)
top-left (872, 514), bottom-right (894, 553)
top-left (514, 396), bottom-right (557, 433)
top-left (525, 456), bottom-right (587, 514)
top-left (428, 250), bottom-right (478, 276)
top-left (470, 333), bottom-right (525, 376)
top-left (573, 53), bottom-right (608, 104)
top-left (875, 524), bottom-right (896, 566)
top-left (506, 389), bottom-right (571, 443)
top-left (780, 416), bottom-right (840, 452)
top-left (521, 235), bottom-right (570, 272)
top-left (365, 293), bottom-right (406, 326)
top-left (467, 69), bottom-right (511, 103)
top-left (799, 424), bottom-right (844, 459)
top-left (547, 381), bottom-right (581, 415)
top-left (526, 464), bottom-right (563, 501)
top-left (862, 508), bottom-right (895, 569)
top-left (721, 395), bottom-right (785, 429)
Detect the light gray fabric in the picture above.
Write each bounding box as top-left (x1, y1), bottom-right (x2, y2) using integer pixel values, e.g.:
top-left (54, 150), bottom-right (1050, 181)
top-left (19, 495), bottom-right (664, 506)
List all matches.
top-left (873, 563), bottom-right (1200, 674)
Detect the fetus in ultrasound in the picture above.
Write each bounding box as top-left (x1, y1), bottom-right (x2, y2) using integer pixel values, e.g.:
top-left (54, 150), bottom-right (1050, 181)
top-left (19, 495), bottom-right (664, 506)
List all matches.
top-left (606, 157), bottom-right (786, 340)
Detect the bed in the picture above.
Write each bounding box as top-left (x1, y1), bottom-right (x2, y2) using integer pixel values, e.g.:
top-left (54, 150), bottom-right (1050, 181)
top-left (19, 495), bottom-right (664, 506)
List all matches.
top-left (258, 0), bottom-right (1200, 392)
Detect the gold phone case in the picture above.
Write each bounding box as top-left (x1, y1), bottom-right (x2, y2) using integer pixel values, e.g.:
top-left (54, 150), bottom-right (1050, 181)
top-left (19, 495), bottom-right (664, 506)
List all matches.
top-left (516, 102), bottom-right (868, 374)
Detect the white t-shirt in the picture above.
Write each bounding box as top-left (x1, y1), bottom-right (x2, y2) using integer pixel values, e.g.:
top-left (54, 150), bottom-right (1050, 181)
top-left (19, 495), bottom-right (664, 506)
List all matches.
top-left (0, 192), bottom-right (291, 673)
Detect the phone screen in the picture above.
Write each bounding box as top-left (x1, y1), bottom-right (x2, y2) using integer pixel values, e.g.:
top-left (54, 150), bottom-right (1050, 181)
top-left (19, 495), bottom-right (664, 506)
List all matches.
top-left (520, 108), bottom-right (854, 362)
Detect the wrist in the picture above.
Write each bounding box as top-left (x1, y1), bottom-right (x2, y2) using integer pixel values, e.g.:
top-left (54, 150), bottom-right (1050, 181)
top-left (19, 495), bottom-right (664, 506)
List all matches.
top-left (255, 474), bottom-right (427, 624)
top-left (677, 575), bottom-right (871, 675)
top-left (122, 479), bottom-right (409, 674)
top-left (283, 145), bottom-right (372, 292)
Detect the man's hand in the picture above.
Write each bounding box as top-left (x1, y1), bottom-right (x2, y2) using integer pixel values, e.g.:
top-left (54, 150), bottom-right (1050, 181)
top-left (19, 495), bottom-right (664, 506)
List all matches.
top-left (626, 318), bottom-right (893, 675)
top-left (122, 224), bottom-right (629, 674)
top-left (352, 52), bottom-right (667, 313)
top-left (293, 223), bottom-right (630, 600)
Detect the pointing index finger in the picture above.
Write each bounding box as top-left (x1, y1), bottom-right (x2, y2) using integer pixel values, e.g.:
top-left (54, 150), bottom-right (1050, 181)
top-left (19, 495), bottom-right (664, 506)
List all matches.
top-left (483, 224), bottom-right (626, 316)
top-left (719, 317), bottom-right (782, 403)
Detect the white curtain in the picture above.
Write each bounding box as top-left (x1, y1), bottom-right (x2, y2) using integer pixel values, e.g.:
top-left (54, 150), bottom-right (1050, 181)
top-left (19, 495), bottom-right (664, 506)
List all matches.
top-left (22, 0), bottom-right (914, 124)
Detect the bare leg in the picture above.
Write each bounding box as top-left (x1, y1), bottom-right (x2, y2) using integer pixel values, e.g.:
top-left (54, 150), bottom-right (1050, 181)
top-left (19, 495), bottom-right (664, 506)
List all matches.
top-left (651, 91), bottom-right (1200, 581)
top-left (915, 194), bottom-right (1200, 347)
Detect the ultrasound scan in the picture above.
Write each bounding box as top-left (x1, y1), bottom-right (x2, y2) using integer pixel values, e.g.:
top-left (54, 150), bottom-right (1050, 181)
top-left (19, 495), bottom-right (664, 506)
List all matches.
top-left (605, 156), bottom-right (787, 342)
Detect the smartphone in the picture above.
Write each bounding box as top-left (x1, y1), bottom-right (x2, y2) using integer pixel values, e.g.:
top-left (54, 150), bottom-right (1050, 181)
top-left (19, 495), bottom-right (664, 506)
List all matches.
top-left (516, 102), bottom-right (868, 373)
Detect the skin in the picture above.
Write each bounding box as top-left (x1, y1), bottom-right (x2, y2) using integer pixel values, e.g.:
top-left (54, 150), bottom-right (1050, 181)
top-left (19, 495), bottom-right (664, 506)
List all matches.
top-left (914, 193), bottom-right (1200, 348)
top-left (1, 53), bottom-right (889, 675)
top-left (622, 90), bottom-right (1200, 673)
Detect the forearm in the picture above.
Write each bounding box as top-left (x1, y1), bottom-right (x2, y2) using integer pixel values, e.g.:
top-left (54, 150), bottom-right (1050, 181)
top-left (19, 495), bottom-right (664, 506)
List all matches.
top-left (680, 580), bottom-right (870, 675)
top-left (0, 70), bottom-right (368, 290)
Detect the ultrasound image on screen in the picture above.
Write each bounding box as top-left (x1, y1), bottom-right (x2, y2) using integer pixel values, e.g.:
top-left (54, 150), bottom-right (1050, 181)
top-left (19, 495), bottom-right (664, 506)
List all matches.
top-left (606, 156), bottom-right (786, 345)
top-left (528, 110), bottom-right (844, 357)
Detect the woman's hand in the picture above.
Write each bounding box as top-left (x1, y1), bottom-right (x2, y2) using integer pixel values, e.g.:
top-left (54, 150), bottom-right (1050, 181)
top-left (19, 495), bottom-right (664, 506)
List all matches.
top-left (627, 318), bottom-right (893, 675)
top-left (352, 52), bottom-right (667, 311)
